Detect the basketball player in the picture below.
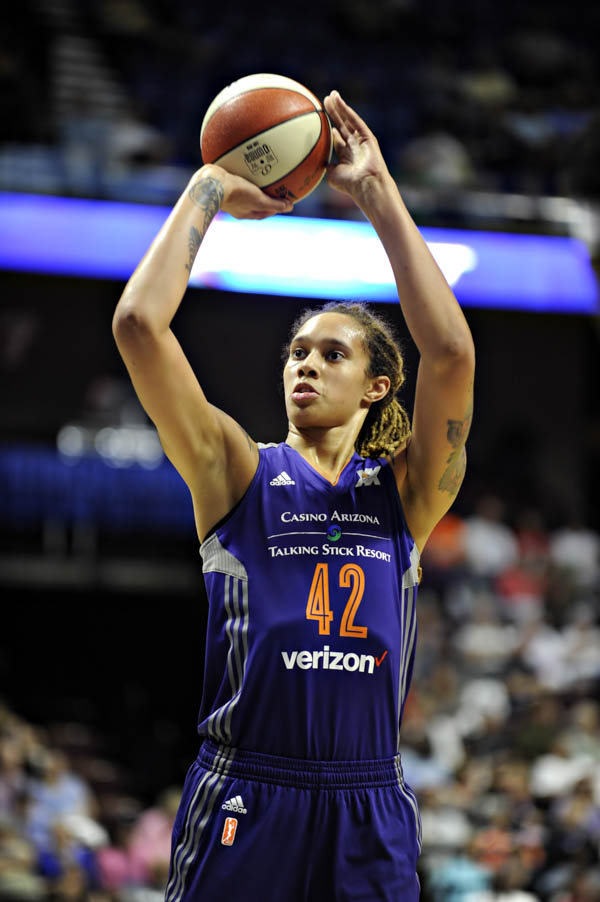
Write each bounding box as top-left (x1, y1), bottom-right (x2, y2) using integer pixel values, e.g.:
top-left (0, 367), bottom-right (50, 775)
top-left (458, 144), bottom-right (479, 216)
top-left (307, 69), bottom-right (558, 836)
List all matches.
top-left (113, 91), bottom-right (475, 900)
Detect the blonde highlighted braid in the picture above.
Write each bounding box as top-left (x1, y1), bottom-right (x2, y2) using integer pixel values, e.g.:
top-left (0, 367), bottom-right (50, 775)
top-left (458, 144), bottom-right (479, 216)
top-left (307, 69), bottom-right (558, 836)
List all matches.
top-left (285, 302), bottom-right (411, 460)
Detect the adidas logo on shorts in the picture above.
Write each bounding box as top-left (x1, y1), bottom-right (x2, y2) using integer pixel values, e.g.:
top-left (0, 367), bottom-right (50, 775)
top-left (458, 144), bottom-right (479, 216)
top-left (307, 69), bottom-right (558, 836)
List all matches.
top-left (222, 795), bottom-right (247, 814)
top-left (270, 471), bottom-right (295, 486)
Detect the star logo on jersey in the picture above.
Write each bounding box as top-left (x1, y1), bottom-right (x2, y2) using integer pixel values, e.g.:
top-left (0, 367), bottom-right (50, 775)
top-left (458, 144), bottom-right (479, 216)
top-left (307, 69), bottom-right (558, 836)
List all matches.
top-left (355, 466), bottom-right (381, 487)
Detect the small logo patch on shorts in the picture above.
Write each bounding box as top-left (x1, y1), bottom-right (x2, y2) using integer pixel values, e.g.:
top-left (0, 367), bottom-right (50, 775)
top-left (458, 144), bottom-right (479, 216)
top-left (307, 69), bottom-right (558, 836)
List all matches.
top-left (221, 817), bottom-right (238, 846)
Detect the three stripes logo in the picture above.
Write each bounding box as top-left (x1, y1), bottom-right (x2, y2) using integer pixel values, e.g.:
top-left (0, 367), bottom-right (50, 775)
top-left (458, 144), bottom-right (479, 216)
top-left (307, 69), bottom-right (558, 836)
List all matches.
top-left (222, 794), bottom-right (247, 814)
top-left (270, 470), bottom-right (295, 486)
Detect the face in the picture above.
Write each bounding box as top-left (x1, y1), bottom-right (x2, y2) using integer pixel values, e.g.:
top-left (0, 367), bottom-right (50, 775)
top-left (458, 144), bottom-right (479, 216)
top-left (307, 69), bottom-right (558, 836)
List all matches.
top-left (283, 312), bottom-right (389, 430)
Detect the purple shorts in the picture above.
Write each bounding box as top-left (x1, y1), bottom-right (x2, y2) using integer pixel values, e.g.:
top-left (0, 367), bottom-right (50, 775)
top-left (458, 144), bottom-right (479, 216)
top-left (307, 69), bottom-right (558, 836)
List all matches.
top-left (164, 740), bottom-right (421, 902)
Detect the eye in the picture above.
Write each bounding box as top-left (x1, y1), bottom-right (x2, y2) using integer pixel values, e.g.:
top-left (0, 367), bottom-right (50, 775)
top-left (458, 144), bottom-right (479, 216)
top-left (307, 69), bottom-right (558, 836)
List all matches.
top-left (291, 347), bottom-right (306, 359)
top-left (326, 350), bottom-right (344, 361)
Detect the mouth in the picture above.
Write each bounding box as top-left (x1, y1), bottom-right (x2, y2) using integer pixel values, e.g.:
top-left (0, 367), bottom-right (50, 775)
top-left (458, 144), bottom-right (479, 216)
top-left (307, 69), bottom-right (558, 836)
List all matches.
top-left (291, 382), bottom-right (320, 403)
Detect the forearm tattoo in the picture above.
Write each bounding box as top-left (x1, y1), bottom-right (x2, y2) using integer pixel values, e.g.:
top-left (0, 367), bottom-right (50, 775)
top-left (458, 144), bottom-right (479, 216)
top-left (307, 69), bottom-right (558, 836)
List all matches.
top-left (184, 176), bottom-right (224, 272)
top-left (184, 226), bottom-right (201, 273)
top-left (438, 390), bottom-right (473, 496)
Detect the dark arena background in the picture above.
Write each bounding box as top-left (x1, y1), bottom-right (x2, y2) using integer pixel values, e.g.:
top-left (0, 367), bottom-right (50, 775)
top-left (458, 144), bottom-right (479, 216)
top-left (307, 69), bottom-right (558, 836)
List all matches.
top-left (1, 2), bottom-right (600, 901)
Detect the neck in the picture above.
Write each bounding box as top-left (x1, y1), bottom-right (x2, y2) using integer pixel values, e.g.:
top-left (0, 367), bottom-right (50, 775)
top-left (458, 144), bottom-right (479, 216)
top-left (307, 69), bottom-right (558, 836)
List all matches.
top-left (285, 423), bottom-right (361, 480)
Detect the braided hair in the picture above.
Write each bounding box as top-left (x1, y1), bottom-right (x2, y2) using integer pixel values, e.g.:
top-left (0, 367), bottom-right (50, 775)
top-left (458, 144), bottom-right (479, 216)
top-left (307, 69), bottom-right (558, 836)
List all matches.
top-left (285, 301), bottom-right (411, 459)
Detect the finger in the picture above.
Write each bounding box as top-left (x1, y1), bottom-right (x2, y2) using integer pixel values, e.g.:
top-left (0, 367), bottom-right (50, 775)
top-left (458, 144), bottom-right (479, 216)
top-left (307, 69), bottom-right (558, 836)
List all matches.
top-left (329, 90), bottom-right (371, 138)
top-left (331, 126), bottom-right (346, 157)
top-left (324, 93), bottom-right (352, 143)
top-left (260, 196), bottom-right (294, 213)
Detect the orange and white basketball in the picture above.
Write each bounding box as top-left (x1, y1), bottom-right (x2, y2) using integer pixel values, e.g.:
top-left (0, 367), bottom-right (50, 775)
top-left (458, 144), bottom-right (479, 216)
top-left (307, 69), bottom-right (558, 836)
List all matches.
top-left (200, 73), bottom-right (333, 204)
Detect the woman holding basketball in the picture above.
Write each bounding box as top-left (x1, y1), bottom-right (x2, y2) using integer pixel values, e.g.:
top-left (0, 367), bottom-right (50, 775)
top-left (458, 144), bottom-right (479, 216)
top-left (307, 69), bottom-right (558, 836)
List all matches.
top-left (113, 91), bottom-right (474, 901)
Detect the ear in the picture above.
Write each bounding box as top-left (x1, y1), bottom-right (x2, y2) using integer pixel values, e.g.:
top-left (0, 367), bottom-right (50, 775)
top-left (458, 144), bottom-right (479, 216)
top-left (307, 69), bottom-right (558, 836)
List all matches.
top-left (364, 375), bottom-right (391, 404)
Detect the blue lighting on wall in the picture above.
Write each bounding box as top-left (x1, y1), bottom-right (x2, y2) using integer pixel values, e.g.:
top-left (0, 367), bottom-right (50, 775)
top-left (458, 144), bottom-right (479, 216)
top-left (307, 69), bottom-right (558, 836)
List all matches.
top-left (0, 192), bottom-right (597, 314)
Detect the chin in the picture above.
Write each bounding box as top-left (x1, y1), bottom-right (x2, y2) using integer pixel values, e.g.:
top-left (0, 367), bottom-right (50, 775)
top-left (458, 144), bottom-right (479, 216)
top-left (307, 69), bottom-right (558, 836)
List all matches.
top-left (287, 403), bottom-right (320, 423)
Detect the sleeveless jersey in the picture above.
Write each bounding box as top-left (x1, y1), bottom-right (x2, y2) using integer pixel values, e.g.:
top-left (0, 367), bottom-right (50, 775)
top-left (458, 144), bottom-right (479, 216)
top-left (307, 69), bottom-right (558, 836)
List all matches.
top-left (197, 442), bottom-right (420, 761)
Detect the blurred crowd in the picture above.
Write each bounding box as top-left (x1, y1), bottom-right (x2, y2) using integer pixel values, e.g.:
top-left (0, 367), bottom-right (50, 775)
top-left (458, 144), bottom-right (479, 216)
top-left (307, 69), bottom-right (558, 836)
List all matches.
top-left (1, 0), bottom-right (599, 207)
top-left (1, 495), bottom-right (599, 902)
top-left (0, 713), bottom-right (179, 902)
top-left (412, 496), bottom-right (600, 901)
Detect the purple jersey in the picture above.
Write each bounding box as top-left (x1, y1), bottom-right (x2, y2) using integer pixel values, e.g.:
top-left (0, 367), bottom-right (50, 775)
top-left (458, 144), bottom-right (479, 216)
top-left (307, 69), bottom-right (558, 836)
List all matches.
top-left (198, 442), bottom-right (420, 761)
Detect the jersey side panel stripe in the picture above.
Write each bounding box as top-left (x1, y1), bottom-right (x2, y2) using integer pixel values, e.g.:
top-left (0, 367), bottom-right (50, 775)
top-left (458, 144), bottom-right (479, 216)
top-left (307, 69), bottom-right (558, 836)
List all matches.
top-left (201, 532), bottom-right (248, 580)
top-left (224, 578), bottom-right (249, 742)
top-left (209, 576), bottom-right (249, 744)
top-left (397, 545), bottom-right (421, 749)
top-left (231, 577), bottom-right (244, 700)
top-left (166, 746), bottom-right (234, 902)
top-left (201, 535), bottom-right (250, 745)
top-left (211, 575), bottom-right (236, 742)
top-left (400, 586), bottom-right (417, 708)
top-left (394, 757), bottom-right (422, 852)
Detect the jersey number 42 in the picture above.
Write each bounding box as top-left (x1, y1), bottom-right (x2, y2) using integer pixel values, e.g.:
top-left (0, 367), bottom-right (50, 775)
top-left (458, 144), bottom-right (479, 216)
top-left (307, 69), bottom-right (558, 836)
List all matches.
top-left (306, 563), bottom-right (367, 639)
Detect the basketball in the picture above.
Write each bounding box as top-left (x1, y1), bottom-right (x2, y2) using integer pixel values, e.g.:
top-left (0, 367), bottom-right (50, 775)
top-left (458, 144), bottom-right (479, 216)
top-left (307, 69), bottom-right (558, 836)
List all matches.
top-left (200, 73), bottom-right (333, 204)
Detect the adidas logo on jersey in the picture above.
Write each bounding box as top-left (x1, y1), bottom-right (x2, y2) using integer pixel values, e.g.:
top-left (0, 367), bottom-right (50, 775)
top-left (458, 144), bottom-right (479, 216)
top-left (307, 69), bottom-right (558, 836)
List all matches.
top-left (222, 795), bottom-right (247, 814)
top-left (270, 471), bottom-right (295, 486)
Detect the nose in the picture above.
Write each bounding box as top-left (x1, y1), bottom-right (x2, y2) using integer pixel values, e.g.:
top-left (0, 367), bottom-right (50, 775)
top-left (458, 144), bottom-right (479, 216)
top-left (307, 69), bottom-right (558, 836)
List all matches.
top-left (298, 350), bottom-right (319, 377)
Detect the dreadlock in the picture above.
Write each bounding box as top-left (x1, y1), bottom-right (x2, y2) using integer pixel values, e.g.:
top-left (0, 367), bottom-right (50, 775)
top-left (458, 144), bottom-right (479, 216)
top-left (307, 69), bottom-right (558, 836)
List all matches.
top-left (285, 301), bottom-right (411, 459)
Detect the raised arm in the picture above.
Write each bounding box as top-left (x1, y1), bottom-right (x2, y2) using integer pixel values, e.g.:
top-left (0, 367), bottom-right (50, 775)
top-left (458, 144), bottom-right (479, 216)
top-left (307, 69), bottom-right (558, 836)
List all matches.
top-left (324, 91), bottom-right (475, 551)
top-left (112, 165), bottom-right (291, 540)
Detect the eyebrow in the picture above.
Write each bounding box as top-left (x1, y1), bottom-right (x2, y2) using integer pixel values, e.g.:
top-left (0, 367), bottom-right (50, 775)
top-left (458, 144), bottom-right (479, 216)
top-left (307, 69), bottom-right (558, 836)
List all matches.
top-left (291, 335), bottom-right (354, 354)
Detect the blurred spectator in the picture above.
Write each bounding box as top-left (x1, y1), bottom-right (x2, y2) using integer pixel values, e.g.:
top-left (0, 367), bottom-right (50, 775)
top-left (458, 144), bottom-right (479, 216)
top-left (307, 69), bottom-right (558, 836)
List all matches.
top-left (96, 815), bottom-right (146, 893)
top-left (419, 790), bottom-right (474, 855)
top-left (559, 701), bottom-right (600, 763)
top-left (549, 519), bottom-right (600, 591)
top-left (463, 495), bottom-right (519, 580)
top-left (518, 616), bottom-right (568, 690)
top-left (552, 869), bottom-right (600, 902)
top-left (126, 787), bottom-right (180, 885)
top-left (455, 676), bottom-right (511, 741)
top-left (470, 810), bottom-right (513, 876)
top-left (0, 733), bottom-right (27, 818)
top-left (426, 840), bottom-right (491, 902)
top-left (397, 130), bottom-right (478, 190)
top-left (515, 510), bottom-right (551, 569)
top-left (509, 694), bottom-right (561, 762)
top-left (453, 598), bottom-right (518, 675)
top-left (0, 813), bottom-right (46, 901)
top-left (422, 513), bottom-right (467, 571)
top-left (105, 106), bottom-right (170, 168)
top-left (529, 737), bottom-right (594, 801)
top-left (496, 508), bottom-right (550, 622)
top-left (25, 749), bottom-right (94, 852)
top-left (37, 820), bottom-right (98, 889)
top-left (560, 604), bottom-right (600, 687)
top-left (420, 512), bottom-right (468, 600)
top-left (549, 777), bottom-right (600, 849)
top-left (58, 90), bottom-right (113, 197)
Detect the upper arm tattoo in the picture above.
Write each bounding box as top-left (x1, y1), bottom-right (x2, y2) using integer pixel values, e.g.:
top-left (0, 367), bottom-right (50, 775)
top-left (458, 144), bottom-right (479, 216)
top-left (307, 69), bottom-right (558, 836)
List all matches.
top-left (438, 389), bottom-right (473, 496)
top-left (184, 176), bottom-right (224, 273)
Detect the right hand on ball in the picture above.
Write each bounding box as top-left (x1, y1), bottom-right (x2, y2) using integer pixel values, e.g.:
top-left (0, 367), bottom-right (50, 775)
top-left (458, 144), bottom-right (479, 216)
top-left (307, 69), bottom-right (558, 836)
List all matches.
top-left (323, 91), bottom-right (392, 211)
top-left (199, 164), bottom-right (293, 219)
